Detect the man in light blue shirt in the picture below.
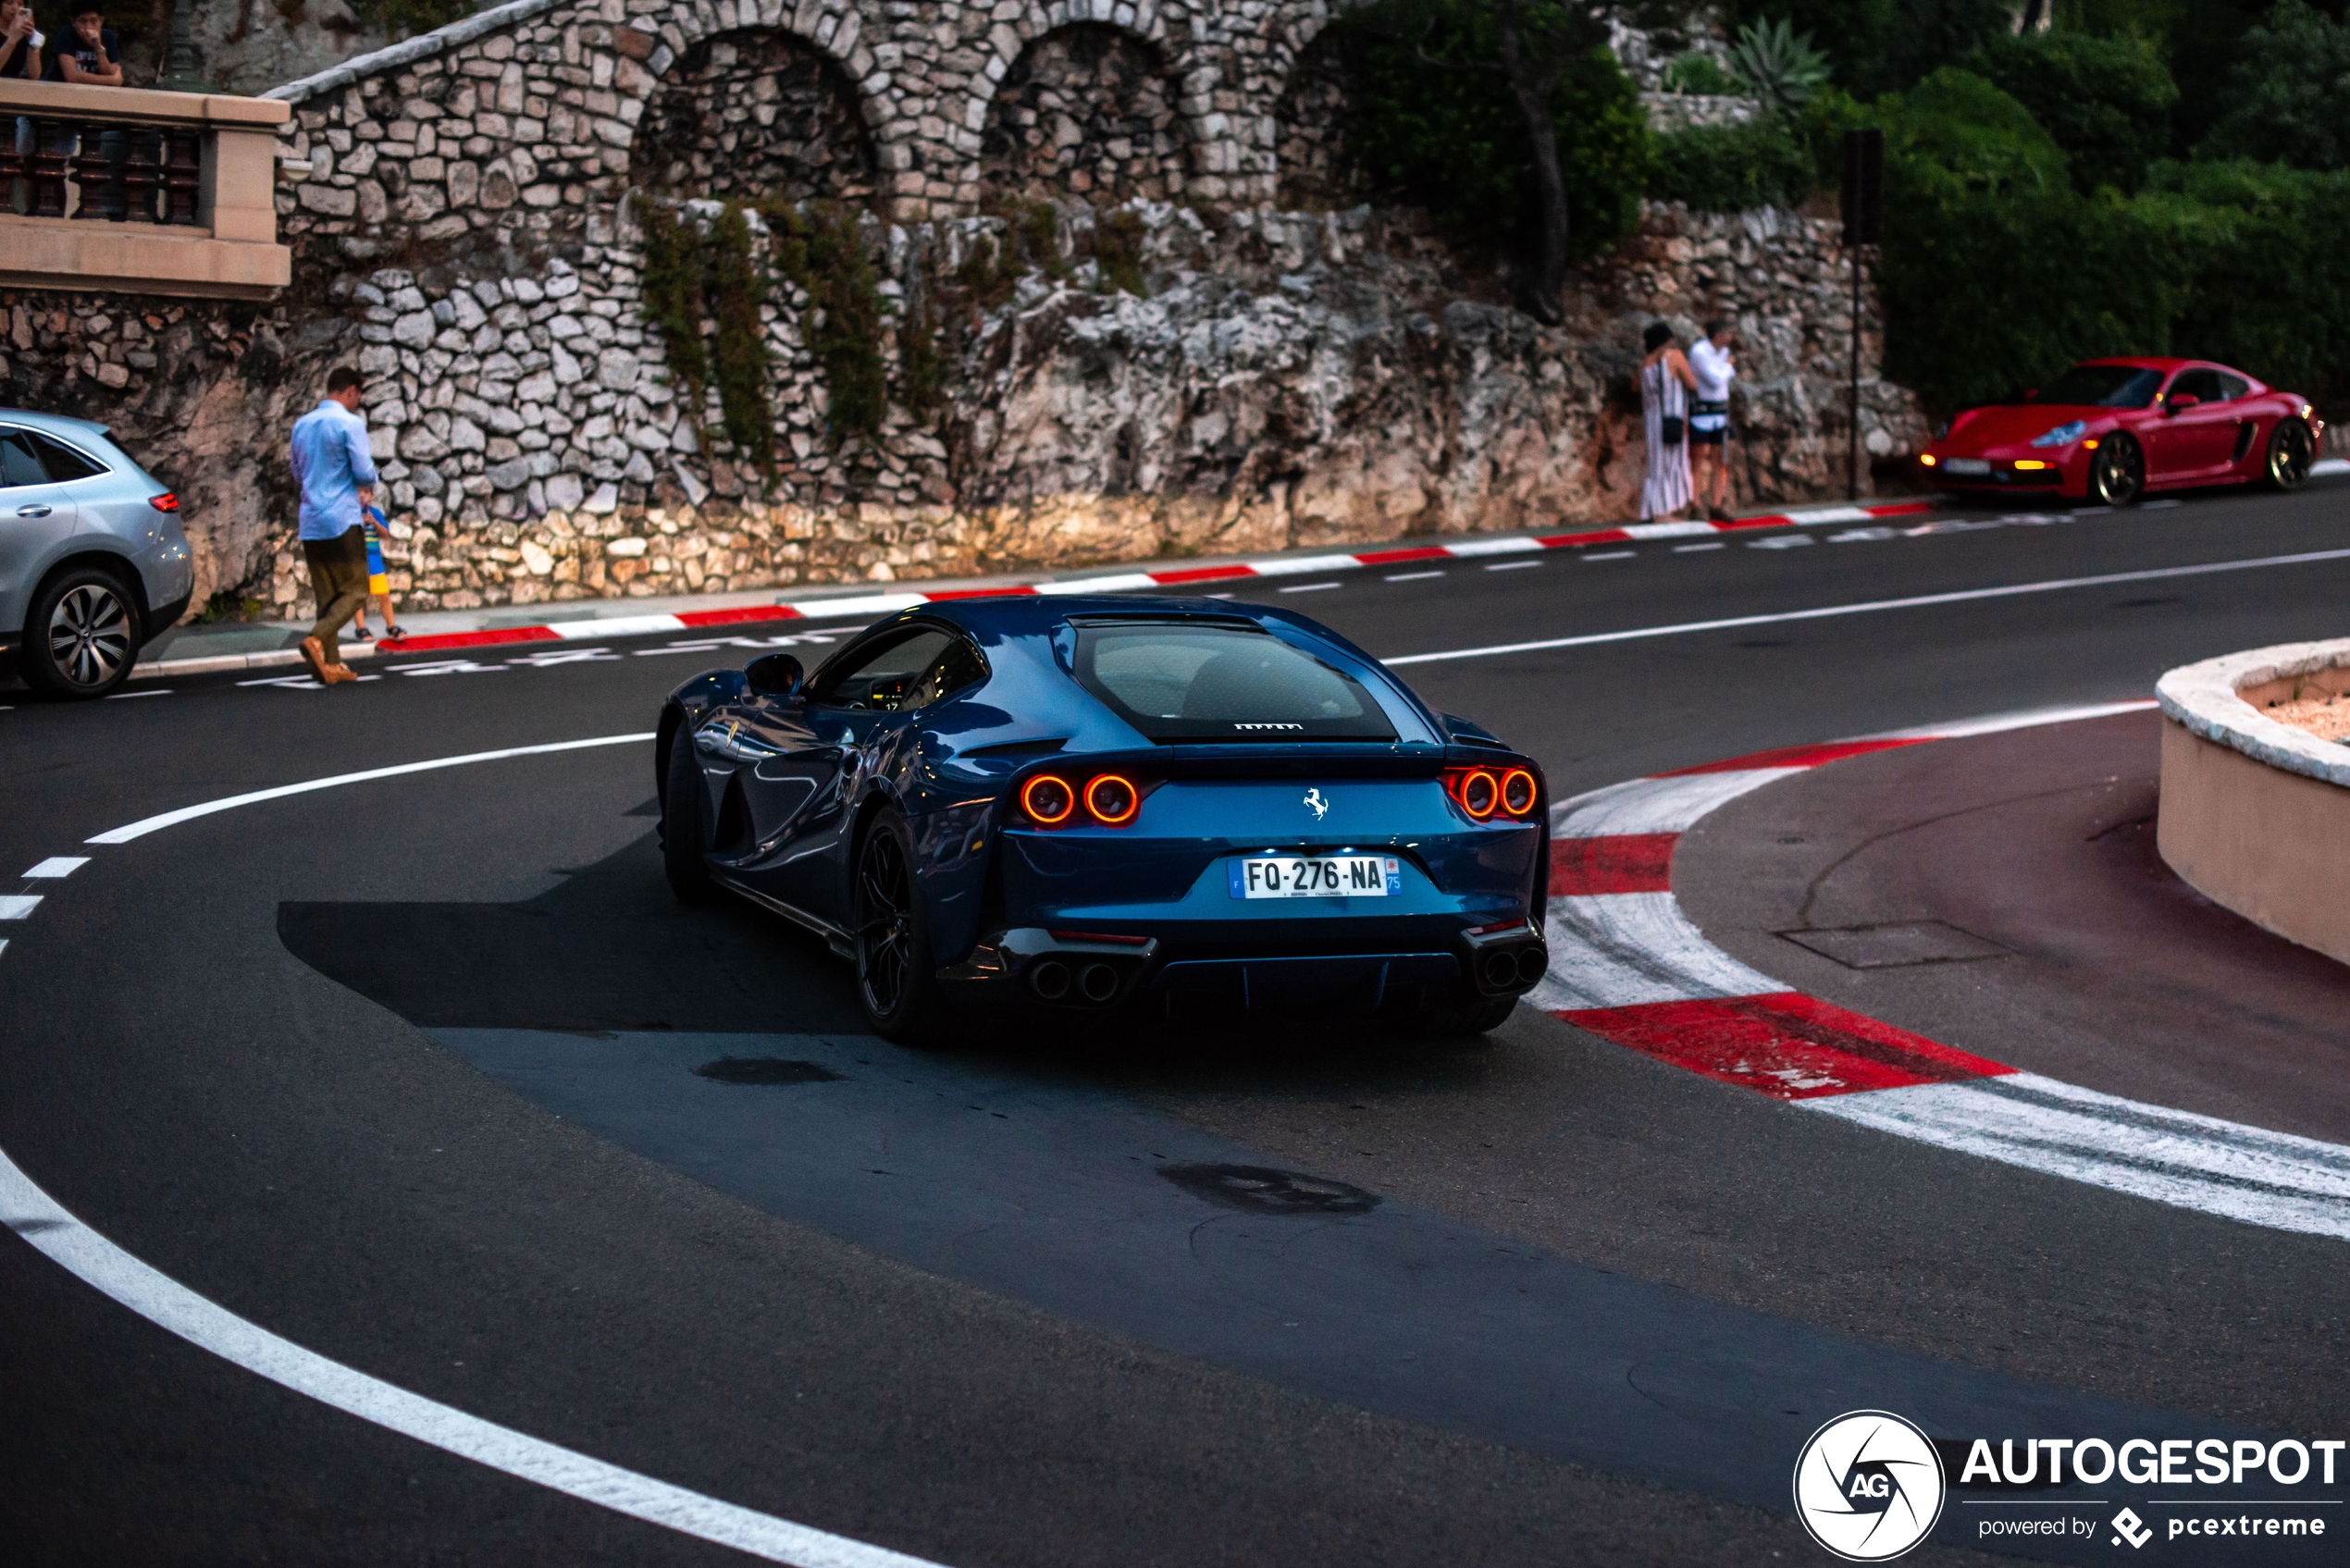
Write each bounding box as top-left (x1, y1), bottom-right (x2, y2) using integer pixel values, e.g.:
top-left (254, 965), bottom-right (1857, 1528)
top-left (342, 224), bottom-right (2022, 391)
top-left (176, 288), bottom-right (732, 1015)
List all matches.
top-left (288, 367), bottom-right (378, 684)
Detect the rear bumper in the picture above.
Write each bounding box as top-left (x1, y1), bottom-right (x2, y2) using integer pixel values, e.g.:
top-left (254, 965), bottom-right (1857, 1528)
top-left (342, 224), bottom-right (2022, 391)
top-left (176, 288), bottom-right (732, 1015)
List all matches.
top-left (937, 920), bottom-right (1548, 1019)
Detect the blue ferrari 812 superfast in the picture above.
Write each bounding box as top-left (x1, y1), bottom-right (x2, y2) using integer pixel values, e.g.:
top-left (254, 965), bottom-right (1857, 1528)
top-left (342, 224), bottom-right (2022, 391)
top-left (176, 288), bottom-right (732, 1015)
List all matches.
top-left (654, 595), bottom-right (1550, 1042)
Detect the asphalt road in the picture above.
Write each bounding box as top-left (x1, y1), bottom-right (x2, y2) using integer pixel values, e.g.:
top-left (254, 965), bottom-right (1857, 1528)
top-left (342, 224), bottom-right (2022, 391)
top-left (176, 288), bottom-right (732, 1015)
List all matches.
top-left (3, 476), bottom-right (2347, 1565)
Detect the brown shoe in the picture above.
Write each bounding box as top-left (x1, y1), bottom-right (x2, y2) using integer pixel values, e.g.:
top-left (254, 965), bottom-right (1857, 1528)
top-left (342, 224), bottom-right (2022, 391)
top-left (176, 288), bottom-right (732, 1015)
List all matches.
top-left (299, 636), bottom-right (329, 681)
top-left (321, 663), bottom-right (359, 685)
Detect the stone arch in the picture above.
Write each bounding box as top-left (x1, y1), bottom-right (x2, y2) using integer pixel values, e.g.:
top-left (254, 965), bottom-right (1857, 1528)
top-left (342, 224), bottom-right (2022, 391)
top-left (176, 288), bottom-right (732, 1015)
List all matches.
top-left (979, 22), bottom-right (1194, 206)
top-left (628, 28), bottom-right (880, 203)
top-left (1271, 26), bottom-right (1359, 209)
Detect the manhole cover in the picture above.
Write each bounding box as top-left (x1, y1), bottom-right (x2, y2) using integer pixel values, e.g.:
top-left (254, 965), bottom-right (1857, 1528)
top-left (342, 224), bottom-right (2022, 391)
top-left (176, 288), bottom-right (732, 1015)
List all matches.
top-left (1160, 1163), bottom-right (1379, 1216)
top-left (692, 1056), bottom-right (844, 1085)
top-left (1777, 920), bottom-right (2010, 969)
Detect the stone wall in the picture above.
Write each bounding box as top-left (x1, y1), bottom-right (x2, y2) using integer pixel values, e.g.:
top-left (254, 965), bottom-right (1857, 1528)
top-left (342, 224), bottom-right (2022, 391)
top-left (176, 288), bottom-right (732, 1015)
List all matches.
top-left (0, 0), bottom-right (1923, 623)
top-left (981, 25), bottom-right (1192, 206)
top-left (630, 29), bottom-right (877, 202)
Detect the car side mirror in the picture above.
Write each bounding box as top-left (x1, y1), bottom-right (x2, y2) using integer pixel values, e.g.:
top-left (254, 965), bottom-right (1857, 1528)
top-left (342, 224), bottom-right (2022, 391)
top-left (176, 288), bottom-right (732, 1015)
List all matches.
top-left (746, 652), bottom-right (804, 698)
top-left (2165, 394), bottom-right (2198, 415)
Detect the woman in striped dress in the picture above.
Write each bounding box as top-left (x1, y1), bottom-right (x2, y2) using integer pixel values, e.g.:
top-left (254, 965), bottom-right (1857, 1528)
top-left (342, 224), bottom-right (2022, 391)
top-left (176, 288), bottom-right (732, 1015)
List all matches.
top-left (1639, 320), bottom-right (1699, 521)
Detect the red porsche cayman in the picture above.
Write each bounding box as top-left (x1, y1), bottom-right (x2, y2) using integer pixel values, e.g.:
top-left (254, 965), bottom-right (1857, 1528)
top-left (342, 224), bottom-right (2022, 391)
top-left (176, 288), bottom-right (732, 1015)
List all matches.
top-left (1920, 357), bottom-right (2322, 506)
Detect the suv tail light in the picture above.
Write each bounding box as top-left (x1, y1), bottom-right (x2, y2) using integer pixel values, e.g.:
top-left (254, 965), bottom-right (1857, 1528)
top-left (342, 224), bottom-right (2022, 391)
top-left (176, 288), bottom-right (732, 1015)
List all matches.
top-left (1020, 772), bottom-right (1147, 827)
top-left (148, 492), bottom-right (179, 512)
top-left (1444, 765), bottom-right (1540, 822)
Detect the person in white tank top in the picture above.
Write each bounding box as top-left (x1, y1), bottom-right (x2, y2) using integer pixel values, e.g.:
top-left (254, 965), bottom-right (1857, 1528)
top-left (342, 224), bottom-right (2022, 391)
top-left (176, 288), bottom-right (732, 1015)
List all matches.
top-left (1687, 322), bottom-right (1737, 522)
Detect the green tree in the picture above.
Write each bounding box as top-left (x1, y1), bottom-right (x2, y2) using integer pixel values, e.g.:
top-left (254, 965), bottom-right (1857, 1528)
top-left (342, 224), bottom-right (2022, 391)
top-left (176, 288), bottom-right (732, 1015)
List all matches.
top-left (2196, 0), bottom-right (2350, 168)
top-left (1972, 27), bottom-right (2177, 192)
top-left (1338, 2), bottom-right (1650, 315)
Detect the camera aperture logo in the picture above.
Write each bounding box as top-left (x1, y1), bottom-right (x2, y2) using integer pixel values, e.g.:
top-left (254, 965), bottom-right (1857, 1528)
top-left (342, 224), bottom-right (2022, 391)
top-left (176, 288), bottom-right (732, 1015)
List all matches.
top-left (1794, 1411), bottom-right (1948, 1562)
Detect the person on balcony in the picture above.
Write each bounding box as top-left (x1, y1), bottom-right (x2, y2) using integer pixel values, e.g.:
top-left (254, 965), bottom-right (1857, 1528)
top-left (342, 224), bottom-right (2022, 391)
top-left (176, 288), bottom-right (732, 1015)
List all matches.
top-left (43, 6), bottom-right (118, 85)
top-left (0, 1), bottom-right (43, 81)
top-left (0, 0), bottom-right (38, 216)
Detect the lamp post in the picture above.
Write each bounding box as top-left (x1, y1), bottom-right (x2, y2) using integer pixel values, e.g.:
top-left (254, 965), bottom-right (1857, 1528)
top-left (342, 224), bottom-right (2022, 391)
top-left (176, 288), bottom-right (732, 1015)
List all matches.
top-left (155, 0), bottom-right (205, 93)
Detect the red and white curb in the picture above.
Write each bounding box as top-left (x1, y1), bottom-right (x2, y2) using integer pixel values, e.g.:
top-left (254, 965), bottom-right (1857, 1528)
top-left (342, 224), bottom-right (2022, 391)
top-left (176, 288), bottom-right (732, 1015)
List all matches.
top-left (1537, 701), bottom-right (2350, 1241)
top-left (135, 501), bottom-right (1936, 674)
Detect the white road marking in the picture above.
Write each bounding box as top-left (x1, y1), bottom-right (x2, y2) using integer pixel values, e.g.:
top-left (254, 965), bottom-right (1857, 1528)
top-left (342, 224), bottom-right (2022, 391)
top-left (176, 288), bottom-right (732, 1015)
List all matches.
top-left (1552, 769), bottom-right (1799, 837)
top-left (1445, 536), bottom-right (1543, 556)
top-left (1386, 546), bottom-right (2350, 665)
top-left (105, 688), bottom-right (171, 699)
top-left (1582, 550), bottom-right (1636, 561)
top-left (1532, 892), bottom-right (1784, 1010)
top-left (2311, 458), bottom-right (2350, 477)
top-left (23, 858), bottom-right (88, 879)
top-left (1748, 535), bottom-right (1814, 549)
top-left (1037, 572), bottom-right (1156, 594)
top-left (1862, 699), bottom-right (2157, 741)
top-left (1623, 521), bottom-right (1719, 539)
top-left (1383, 570), bottom-right (1445, 582)
top-left (0, 1148), bottom-right (950, 1568)
top-left (1484, 560), bottom-right (1541, 571)
top-left (1248, 554), bottom-right (1360, 578)
top-left (0, 895), bottom-right (39, 919)
top-left (85, 734), bottom-right (654, 845)
top-left (1277, 581), bottom-right (1342, 593)
top-left (1805, 1073), bottom-right (2350, 1241)
top-left (1674, 541), bottom-right (1726, 552)
top-left (0, 939), bottom-right (7, 957)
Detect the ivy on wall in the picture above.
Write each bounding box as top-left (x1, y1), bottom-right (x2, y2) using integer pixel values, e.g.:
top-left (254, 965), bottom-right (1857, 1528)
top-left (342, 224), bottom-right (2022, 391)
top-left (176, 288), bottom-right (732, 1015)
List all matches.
top-left (763, 199), bottom-right (890, 442)
top-left (632, 196), bottom-right (713, 457)
top-left (708, 203), bottom-right (776, 475)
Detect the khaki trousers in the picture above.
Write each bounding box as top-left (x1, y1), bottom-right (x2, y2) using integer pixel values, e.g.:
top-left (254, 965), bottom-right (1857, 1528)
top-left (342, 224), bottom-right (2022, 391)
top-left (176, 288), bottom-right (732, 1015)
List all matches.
top-left (302, 525), bottom-right (370, 668)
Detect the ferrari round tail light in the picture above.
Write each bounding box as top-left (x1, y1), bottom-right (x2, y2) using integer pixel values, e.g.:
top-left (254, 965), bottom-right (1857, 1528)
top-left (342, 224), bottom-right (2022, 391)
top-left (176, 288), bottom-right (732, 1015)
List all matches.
top-left (1500, 768), bottom-right (1538, 817)
top-left (1020, 774), bottom-right (1074, 825)
top-left (1083, 772), bottom-right (1139, 825)
top-left (1455, 768), bottom-right (1499, 820)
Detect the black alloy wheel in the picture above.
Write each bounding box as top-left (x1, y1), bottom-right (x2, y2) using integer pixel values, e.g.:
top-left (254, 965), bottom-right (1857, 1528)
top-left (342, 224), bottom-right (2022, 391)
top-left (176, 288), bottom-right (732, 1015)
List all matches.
top-left (2090, 433), bottom-right (2145, 507)
top-left (853, 811), bottom-right (946, 1043)
top-left (660, 725), bottom-right (720, 904)
top-left (2265, 418), bottom-right (2315, 491)
top-left (25, 565), bottom-right (139, 698)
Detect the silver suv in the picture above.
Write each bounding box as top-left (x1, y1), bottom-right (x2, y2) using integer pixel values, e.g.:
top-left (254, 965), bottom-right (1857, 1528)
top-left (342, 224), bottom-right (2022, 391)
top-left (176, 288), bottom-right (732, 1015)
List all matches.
top-left (0, 411), bottom-right (192, 699)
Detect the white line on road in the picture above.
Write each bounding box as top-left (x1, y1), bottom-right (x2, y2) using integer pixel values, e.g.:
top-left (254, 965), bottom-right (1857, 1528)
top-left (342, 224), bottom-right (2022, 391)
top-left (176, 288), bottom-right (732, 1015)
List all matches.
top-left (1386, 547), bottom-right (2350, 665)
top-left (0, 895), bottom-right (40, 920)
top-left (1805, 1073), bottom-right (2350, 1241)
top-left (0, 1148), bottom-right (949, 1568)
top-left (23, 858), bottom-right (89, 878)
top-left (85, 734), bottom-right (655, 845)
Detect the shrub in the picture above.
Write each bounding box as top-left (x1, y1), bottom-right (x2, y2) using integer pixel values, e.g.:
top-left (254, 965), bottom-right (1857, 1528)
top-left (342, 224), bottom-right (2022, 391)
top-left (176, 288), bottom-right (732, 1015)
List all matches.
top-left (708, 203), bottom-right (775, 477)
top-left (1724, 18), bottom-right (1831, 114)
top-left (1658, 53), bottom-right (1740, 96)
top-left (633, 197), bottom-right (713, 453)
top-left (1647, 115), bottom-right (1813, 211)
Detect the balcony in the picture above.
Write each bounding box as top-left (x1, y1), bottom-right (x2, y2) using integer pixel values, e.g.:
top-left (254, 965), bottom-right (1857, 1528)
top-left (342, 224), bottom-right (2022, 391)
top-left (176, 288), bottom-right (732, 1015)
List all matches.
top-left (0, 79), bottom-right (290, 300)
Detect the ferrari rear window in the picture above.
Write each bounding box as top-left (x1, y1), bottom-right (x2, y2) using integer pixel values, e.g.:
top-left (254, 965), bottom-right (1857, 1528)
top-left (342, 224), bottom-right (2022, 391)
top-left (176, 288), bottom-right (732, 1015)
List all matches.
top-left (1073, 623), bottom-right (1396, 743)
top-left (2035, 365), bottom-right (2162, 409)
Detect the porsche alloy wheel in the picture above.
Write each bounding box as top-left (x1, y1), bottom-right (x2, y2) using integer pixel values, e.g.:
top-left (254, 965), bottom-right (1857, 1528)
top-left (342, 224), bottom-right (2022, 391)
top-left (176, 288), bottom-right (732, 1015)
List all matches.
top-left (2265, 418), bottom-right (2315, 491)
top-left (854, 812), bottom-right (946, 1043)
top-left (26, 567), bottom-right (138, 699)
top-left (2090, 434), bottom-right (2144, 507)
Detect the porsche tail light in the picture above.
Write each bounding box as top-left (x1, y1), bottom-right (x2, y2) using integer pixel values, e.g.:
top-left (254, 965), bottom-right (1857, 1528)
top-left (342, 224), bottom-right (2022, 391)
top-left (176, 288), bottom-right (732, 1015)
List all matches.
top-left (1020, 774), bottom-right (1075, 825)
top-left (1020, 772), bottom-right (1144, 827)
top-left (1445, 765), bottom-right (1538, 822)
top-left (1082, 772), bottom-right (1139, 825)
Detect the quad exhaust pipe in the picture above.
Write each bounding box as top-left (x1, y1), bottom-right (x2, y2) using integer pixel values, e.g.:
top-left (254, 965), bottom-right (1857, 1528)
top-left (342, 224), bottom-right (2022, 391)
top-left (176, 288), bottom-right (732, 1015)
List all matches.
top-left (1026, 958), bottom-right (1126, 1005)
top-left (1459, 922), bottom-right (1550, 997)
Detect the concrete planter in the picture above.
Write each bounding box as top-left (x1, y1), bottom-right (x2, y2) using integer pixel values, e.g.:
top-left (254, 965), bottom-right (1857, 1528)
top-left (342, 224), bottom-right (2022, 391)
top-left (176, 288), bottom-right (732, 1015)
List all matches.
top-left (2156, 639), bottom-right (2350, 966)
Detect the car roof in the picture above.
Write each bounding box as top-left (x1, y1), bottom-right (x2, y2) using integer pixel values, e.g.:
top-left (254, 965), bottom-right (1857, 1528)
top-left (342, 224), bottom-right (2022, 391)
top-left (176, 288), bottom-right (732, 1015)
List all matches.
top-left (872, 592), bottom-right (1311, 639)
top-left (0, 407), bottom-right (116, 441)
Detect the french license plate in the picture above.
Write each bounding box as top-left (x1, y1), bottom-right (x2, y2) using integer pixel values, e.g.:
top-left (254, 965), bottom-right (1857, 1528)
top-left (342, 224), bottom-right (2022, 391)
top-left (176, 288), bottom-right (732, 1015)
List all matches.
top-left (1229, 855), bottom-right (1400, 899)
top-left (1943, 457), bottom-right (1991, 475)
